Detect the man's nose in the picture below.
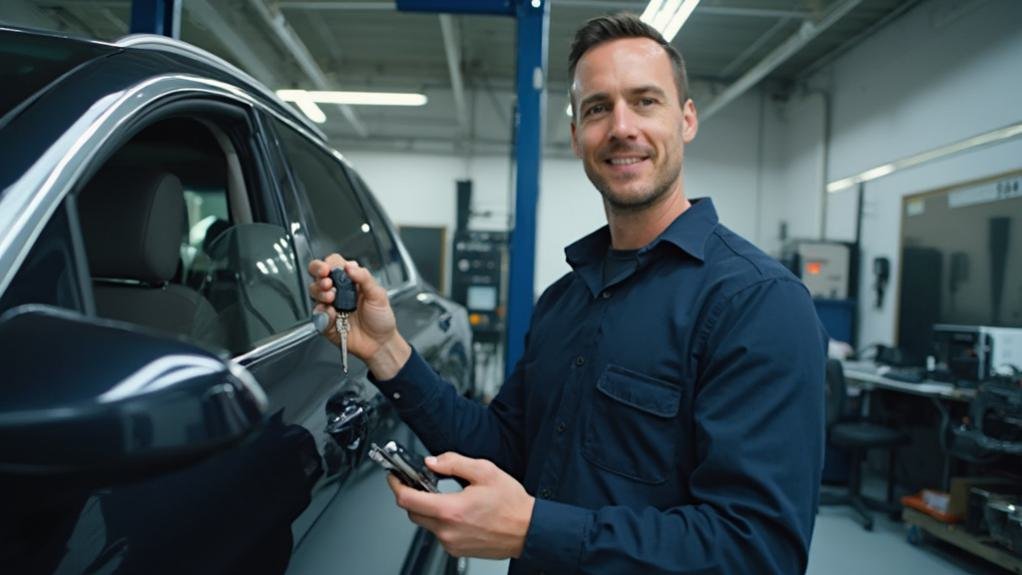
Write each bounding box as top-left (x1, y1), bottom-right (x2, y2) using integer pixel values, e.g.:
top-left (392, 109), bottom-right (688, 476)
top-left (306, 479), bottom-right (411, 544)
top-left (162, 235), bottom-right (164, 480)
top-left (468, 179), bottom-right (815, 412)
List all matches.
top-left (609, 103), bottom-right (639, 141)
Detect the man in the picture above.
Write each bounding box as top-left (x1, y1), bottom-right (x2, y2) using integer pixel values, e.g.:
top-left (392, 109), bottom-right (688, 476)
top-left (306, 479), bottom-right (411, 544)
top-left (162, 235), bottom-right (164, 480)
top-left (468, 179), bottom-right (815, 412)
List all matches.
top-left (309, 13), bottom-right (826, 574)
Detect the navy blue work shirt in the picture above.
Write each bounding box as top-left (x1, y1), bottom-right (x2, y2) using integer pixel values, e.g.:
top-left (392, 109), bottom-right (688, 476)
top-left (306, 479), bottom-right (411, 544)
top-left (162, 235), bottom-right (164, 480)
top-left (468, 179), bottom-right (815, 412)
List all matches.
top-left (374, 198), bottom-right (828, 574)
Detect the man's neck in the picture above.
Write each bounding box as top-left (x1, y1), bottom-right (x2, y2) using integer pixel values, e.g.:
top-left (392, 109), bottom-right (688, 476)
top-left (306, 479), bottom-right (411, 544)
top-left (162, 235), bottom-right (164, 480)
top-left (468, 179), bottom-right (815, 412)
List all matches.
top-left (606, 189), bottom-right (691, 250)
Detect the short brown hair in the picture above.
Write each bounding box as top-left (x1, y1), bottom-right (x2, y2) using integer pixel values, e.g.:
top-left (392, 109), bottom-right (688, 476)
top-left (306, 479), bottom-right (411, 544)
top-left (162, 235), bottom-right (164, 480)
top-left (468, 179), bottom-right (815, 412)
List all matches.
top-left (568, 13), bottom-right (689, 117)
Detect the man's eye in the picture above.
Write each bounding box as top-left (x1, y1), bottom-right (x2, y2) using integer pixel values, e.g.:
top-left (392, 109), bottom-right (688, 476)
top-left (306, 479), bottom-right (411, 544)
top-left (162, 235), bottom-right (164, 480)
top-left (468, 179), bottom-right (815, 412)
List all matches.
top-left (584, 104), bottom-right (607, 117)
top-left (639, 98), bottom-right (656, 107)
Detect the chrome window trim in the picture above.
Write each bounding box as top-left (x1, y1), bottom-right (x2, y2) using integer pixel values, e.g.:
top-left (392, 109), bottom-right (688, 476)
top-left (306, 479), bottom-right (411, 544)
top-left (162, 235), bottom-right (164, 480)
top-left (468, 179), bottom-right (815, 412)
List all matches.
top-left (235, 322), bottom-right (318, 366)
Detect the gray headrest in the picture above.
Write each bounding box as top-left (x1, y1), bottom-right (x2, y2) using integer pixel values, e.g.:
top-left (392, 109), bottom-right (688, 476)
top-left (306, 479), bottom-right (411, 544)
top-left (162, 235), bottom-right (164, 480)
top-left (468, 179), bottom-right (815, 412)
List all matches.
top-left (78, 168), bottom-right (185, 284)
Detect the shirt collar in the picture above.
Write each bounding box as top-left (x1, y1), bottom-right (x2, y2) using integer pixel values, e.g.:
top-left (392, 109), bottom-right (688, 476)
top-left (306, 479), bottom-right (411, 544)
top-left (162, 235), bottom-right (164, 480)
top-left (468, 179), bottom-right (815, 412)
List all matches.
top-left (565, 197), bottom-right (718, 270)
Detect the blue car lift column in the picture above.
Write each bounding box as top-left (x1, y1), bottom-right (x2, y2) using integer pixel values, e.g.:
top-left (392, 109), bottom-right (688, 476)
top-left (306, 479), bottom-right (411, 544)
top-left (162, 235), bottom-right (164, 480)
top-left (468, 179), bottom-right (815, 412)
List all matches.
top-left (398, 0), bottom-right (549, 377)
top-left (130, 0), bottom-right (181, 38)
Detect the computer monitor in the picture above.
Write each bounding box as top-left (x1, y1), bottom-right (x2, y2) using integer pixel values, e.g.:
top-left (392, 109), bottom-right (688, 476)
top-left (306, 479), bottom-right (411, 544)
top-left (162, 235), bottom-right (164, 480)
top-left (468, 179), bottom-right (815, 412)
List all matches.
top-left (897, 171), bottom-right (1022, 364)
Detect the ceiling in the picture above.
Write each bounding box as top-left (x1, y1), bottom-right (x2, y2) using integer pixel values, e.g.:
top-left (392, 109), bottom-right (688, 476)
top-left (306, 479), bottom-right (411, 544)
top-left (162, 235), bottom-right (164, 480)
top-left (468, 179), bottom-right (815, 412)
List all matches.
top-left (3, 0), bottom-right (919, 155)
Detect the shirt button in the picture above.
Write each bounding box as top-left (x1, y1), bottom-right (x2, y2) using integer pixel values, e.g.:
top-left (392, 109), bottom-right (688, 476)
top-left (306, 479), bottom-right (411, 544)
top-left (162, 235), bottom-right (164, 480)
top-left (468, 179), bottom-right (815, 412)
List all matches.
top-left (557, 421), bottom-right (567, 433)
top-left (601, 290), bottom-right (611, 299)
top-left (392, 392), bottom-right (401, 400)
top-left (539, 488), bottom-right (552, 498)
top-left (574, 355), bottom-right (585, 367)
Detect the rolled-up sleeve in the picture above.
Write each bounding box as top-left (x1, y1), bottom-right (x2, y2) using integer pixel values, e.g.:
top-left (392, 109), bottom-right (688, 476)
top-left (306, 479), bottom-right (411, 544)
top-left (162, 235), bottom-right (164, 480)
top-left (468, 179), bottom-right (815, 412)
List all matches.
top-left (519, 278), bottom-right (827, 574)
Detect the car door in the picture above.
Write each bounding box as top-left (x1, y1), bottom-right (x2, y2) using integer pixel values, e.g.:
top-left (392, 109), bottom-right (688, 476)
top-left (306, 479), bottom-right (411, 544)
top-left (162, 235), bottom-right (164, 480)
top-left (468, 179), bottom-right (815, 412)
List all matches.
top-left (3, 92), bottom-right (366, 573)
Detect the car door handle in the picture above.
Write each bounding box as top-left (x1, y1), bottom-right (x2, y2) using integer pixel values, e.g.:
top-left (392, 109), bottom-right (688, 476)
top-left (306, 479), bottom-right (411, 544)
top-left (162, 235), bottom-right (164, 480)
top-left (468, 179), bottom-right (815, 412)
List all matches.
top-left (325, 393), bottom-right (368, 452)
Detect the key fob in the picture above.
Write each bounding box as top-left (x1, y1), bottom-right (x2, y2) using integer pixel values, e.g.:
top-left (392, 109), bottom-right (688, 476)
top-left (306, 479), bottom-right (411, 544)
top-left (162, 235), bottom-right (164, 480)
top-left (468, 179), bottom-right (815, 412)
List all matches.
top-left (329, 267), bottom-right (358, 313)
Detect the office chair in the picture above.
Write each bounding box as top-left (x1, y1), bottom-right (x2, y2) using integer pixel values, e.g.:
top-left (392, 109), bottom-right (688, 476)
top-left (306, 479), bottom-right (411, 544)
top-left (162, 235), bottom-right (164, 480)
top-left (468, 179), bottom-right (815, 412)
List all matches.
top-left (820, 359), bottom-right (911, 531)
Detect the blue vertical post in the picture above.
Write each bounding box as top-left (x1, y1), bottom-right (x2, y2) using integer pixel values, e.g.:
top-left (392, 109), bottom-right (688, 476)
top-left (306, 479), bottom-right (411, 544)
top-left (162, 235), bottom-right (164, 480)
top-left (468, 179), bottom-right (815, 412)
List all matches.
top-left (505, 0), bottom-right (548, 377)
top-left (396, 0), bottom-right (547, 379)
top-left (130, 0), bottom-right (181, 38)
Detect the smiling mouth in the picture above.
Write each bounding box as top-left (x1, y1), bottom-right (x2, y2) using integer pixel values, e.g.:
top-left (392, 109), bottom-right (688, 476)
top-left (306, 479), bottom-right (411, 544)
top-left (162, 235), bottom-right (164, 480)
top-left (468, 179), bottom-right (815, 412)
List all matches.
top-left (605, 157), bottom-right (648, 166)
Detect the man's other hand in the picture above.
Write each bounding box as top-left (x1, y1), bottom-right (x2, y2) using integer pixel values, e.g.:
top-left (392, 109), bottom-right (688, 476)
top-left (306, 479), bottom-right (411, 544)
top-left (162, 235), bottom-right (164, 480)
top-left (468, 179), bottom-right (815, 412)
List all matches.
top-left (388, 452), bottom-right (536, 559)
top-left (308, 254), bottom-right (410, 379)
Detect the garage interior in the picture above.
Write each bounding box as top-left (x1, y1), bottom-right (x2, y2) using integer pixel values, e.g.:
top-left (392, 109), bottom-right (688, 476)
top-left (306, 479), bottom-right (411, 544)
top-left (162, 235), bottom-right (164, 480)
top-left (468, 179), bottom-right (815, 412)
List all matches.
top-left (2, 1), bottom-right (1020, 574)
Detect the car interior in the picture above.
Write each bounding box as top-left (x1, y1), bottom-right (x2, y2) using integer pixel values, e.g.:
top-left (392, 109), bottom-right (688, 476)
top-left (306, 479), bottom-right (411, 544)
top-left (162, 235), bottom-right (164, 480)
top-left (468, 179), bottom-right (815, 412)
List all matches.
top-left (75, 115), bottom-right (306, 356)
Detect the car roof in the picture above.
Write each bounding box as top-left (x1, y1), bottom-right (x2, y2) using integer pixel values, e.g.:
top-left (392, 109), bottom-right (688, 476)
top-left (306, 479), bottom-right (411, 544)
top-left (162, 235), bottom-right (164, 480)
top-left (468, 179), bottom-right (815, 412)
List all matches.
top-left (0, 26), bottom-right (326, 143)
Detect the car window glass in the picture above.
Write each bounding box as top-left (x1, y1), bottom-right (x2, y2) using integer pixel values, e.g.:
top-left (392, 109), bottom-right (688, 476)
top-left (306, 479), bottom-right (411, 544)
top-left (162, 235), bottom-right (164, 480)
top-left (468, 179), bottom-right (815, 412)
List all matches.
top-left (75, 115), bottom-right (307, 356)
top-left (348, 171), bottom-right (409, 286)
top-left (271, 120), bottom-right (388, 285)
top-left (0, 202), bottom-right (85, 317)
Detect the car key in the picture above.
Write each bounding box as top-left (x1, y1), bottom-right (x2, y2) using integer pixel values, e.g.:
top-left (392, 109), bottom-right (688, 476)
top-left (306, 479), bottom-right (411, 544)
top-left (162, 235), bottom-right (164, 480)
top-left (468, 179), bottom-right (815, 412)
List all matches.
top-left (329, 267), bottom-right (358, 373)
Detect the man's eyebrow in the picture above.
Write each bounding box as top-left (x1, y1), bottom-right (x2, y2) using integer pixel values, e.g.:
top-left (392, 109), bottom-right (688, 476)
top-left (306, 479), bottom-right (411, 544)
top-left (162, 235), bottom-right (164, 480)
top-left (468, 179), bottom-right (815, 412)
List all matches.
top-left (578, 92), bottom-right (610, 110)
top-left (628, 85), bottom-right (668, 98)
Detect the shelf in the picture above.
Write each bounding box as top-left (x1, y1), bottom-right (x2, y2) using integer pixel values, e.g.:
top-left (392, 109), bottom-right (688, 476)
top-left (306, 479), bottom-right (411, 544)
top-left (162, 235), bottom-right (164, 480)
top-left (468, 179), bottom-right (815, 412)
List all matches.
top-left (903, 507), bottom-right (1022, 574)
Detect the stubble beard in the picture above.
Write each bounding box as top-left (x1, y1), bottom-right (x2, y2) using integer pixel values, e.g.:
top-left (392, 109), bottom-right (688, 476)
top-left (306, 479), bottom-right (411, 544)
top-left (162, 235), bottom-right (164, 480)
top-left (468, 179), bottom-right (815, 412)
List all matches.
top-left (585, 151), bottom-right (683, 214)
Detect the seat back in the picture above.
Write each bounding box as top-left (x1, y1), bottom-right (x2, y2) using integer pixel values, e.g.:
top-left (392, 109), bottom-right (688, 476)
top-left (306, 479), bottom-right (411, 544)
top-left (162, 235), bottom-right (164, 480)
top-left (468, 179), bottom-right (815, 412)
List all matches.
top-left (77, 167), bottom-right (222, 348)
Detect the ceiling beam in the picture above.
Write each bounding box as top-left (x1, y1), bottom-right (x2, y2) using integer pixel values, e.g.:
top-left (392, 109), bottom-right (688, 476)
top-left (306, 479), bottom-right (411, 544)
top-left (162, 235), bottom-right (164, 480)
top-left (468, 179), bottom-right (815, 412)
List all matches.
top-left (247, 0), bottom-right (369, 137)
top-left (439, 14), bottom-right (469, 135)
top-left (700, 0), bottom-right (862, 121)
top-left (718, 16), bottom-right (791, 78)
top-left (184, 0), bottom-right (280, 86)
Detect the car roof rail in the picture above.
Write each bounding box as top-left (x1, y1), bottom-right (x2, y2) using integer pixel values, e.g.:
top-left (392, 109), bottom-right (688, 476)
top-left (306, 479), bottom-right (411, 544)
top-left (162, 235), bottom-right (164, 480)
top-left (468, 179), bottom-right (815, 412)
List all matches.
top-left (115, 34), bottom-right (328, 142)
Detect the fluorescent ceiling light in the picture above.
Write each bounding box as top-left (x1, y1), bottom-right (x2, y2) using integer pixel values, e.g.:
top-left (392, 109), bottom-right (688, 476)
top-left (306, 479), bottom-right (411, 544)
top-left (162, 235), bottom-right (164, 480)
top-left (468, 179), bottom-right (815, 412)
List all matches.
top-left (641, 0), bottom-right (701, 42)
top-left (276, 89), bottom-right (428, 123)
top-left (826, 121), bottom-right (1022, 193)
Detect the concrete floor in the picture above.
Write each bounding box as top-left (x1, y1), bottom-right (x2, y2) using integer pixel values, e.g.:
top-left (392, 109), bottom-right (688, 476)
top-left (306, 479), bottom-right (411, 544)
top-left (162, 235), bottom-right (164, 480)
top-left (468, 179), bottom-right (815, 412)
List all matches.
top-left (468, 509), bottom-right (1005, 575)
top-left (469, 487), bottom-right (1007, 575)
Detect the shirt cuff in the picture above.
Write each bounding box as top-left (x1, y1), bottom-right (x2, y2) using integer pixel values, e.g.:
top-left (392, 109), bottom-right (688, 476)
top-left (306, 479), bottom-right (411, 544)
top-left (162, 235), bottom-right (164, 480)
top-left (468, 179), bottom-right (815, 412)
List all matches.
top-left (368, 347), bottom-right (440, 412)
top-left (519, 498), bottom-right (593, 573)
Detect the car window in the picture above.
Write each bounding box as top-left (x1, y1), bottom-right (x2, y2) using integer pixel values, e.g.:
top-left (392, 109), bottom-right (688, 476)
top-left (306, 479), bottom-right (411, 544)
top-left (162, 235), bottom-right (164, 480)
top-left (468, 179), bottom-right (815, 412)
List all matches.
top-left (74, 114), bottom-right (307, 356)
top-left (0, 201), bottom-right (87, 317)
top-left (348, 170), bottom-right (410, 287)
top-left (270, 119), bottom-right (389, 285)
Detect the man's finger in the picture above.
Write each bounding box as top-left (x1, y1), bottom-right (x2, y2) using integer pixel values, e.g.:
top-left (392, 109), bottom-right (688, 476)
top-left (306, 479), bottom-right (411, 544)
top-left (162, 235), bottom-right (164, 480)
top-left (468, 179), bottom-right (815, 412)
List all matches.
top-left (425, 452), bottom-right (493, 484)
top-left (307, 254), bottom-right (349, 278)
top-left (407, 511), bottom-right (442, 533)
top-left (387, 474), bottom-right (446, 517)
top-left (343, 260), bottom-right (389, 306)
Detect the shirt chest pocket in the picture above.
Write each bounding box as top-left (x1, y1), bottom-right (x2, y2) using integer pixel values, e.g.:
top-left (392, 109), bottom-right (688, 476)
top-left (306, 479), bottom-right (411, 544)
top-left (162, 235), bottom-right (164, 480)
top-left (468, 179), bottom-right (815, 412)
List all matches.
top-left (582, 365), bottom-right (683, 485)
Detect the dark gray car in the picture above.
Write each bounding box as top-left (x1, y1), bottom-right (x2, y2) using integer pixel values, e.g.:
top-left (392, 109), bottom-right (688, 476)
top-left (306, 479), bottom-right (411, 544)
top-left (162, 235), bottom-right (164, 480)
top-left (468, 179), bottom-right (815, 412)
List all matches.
top-left (0, 26), bottom-right (473, 574)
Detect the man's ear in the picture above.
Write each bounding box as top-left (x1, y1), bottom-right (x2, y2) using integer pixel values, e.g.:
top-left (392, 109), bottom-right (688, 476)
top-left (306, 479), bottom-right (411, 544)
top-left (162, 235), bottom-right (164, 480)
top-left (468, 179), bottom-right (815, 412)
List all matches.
top-left (682, 98), bottom-right (698, 143)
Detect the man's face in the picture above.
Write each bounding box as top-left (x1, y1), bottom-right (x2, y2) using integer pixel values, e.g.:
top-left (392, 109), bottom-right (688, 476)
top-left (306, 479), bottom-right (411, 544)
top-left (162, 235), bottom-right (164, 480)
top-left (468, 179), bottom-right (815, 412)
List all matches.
top-left (570, 37), bottom-right (697, 212)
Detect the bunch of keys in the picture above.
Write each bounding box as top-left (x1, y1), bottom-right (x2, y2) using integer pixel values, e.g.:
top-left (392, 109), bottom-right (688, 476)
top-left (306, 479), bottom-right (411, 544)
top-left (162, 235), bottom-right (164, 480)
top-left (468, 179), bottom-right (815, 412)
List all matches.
top-left (328, 267), bottom-right (358, 373)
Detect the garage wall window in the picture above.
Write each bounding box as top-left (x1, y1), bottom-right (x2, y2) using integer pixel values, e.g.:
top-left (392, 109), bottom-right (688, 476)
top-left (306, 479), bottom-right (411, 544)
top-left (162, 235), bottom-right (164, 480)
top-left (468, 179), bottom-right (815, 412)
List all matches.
top-left (271, 120), bottom-right (388, 285)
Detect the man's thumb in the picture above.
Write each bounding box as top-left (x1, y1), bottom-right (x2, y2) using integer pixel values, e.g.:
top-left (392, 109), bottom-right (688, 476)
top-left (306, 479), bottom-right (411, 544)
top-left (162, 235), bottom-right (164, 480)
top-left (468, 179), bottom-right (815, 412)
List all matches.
top-left (425, 452), bottom-right (490, 483)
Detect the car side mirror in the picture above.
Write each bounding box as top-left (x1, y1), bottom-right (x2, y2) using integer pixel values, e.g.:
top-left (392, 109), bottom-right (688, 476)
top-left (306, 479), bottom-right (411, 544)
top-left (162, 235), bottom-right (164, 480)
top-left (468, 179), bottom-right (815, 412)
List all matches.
top-left (0, 305), bottom-right (268, 481)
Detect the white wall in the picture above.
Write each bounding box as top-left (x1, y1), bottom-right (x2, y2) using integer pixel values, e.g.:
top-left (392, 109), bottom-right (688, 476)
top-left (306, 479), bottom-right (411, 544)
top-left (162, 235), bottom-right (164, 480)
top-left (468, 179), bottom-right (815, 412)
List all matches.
top-left (759, 92), bottom-right (828, 257)
top-left (800, 0), bottom-right (1022, 348)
